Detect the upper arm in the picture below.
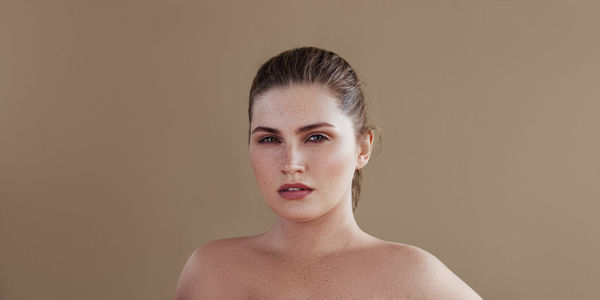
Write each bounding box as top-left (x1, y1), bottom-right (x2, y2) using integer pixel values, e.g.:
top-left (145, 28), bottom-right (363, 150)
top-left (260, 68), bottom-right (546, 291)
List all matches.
top-left (174, 243), bottom-right (224, 300)
top-left (174, 247), bottom-right (205, 300)
top-left (402, 246), bottom-right (482, 300)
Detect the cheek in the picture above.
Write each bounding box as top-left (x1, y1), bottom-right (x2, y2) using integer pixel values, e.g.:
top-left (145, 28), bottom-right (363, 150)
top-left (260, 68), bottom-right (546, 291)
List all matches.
top-left (250, 151), bottom-right (266, 180)
top-left (313, 143), bottom-right (356, 187)
top-left (249, 148), bottom-right (279, 187)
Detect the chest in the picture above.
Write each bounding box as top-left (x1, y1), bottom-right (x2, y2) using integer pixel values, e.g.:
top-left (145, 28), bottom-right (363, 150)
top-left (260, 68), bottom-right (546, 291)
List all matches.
top-left (229, 255), bottom-right (414, 299)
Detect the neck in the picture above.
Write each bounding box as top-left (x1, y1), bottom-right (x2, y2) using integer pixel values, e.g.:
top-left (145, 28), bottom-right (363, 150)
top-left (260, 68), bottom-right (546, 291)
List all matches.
top-left (258, 194), bottom-right (374, 260)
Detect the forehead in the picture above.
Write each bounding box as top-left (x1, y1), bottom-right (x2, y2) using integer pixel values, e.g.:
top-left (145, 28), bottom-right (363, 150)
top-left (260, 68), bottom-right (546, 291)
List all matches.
top-left (252, 84), bottom-right (347, 129)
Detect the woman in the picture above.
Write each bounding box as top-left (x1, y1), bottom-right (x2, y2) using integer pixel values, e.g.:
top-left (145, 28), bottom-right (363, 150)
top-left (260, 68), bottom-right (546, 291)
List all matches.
top-left (175, 47), bottom-right (482, 299)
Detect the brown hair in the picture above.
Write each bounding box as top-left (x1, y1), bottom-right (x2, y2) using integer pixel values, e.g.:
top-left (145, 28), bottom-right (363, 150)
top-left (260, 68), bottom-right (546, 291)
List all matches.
top-left (248, 46), bottom-right (375, 212)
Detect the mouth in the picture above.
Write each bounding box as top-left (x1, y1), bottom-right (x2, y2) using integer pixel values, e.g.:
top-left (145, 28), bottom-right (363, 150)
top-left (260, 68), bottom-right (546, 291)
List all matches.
top-left (278, 183), bottom-right (314, 200)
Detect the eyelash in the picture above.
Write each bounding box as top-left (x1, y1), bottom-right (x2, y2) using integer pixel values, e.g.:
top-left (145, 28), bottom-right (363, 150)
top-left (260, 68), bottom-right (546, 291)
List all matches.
top-left (307, 134), bottom-right (328, 143)
top-left (258, 134), bottom-right (329, 144)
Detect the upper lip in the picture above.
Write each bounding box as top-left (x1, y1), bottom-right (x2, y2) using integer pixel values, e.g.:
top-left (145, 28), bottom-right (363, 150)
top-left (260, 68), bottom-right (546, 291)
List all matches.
top-left (278, 183), bottom-right (313, 192)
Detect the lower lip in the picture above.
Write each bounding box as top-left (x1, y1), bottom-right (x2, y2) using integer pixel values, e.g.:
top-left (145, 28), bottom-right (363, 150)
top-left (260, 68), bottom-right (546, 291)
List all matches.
top-left (279, 189), bottom-right (313, 200)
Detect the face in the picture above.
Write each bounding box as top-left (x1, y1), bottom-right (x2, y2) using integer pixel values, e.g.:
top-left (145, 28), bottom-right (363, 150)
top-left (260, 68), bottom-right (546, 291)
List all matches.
top-left (249, 84), bottom-right (370, 221)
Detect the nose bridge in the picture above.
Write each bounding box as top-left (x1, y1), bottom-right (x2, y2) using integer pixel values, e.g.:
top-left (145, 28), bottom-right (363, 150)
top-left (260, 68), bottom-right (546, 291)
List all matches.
top-left (282, 141), bottom-right (304, 173)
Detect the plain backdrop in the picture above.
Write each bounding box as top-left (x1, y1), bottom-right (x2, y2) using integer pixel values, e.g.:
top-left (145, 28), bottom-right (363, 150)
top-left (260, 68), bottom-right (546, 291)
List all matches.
top-left (1, 1), bottom-right (599, 299)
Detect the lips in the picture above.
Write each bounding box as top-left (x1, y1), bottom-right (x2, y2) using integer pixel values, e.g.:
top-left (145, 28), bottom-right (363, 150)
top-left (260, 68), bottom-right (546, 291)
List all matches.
top-left (278, 183), bottom-right (314, 200)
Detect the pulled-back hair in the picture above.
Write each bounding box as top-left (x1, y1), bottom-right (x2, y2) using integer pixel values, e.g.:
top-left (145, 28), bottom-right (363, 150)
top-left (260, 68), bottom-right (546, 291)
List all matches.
top-left (248, 46), bottom-right (375, 212)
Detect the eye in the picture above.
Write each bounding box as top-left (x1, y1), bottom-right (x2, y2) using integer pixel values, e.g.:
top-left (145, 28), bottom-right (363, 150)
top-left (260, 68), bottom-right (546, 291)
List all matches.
top-left (258, 136), bottom-right (280, 144)
top-left (307, 134), bottom-right (328, 143)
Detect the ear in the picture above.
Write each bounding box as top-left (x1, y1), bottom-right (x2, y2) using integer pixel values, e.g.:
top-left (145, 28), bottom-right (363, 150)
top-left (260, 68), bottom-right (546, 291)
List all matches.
top-left (356, 129), bottom-right (374, 170)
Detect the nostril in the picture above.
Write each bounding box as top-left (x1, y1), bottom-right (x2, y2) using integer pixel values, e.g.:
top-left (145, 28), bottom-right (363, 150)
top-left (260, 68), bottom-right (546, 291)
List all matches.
top-left (281, 147), bottom-right (305, 174)
top-left (281, 162), bottom-right (305, 174)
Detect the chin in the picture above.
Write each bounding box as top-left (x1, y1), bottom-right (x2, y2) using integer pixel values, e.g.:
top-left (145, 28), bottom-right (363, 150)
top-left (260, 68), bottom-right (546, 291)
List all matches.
top-left (265, 198), bottom-right (331, 222)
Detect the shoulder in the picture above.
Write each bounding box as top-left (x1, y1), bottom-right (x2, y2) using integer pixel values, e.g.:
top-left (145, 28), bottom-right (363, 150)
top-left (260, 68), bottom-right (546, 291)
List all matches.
top-left (174, 238), bottom-right (251, 300)
top-left (179, 238), bottom-right (242, 272)
top-left (382, 242), bottom-right (482, 300)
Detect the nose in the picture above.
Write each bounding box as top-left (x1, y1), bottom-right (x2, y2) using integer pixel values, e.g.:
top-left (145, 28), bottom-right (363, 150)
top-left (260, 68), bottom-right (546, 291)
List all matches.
top-left (281, 143), bottom-right (305, 175)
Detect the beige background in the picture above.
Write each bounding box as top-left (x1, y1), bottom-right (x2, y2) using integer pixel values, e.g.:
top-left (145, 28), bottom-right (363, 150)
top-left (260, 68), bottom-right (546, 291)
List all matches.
top-left (1, 1), bottom-right (599, 299)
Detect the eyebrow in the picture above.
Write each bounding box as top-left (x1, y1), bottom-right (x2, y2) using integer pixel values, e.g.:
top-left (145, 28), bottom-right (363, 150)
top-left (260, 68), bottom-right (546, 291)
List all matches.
top-left (251, 122), bottom-right (336, 135)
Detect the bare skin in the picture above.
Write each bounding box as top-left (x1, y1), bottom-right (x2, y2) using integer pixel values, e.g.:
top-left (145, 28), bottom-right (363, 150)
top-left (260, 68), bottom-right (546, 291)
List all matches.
top-left (176, 236), bottom-right (481, 300)
top-left (174, 232), bottom-right (482, 299)
top-left (175, 85), bottom-right (482, 299)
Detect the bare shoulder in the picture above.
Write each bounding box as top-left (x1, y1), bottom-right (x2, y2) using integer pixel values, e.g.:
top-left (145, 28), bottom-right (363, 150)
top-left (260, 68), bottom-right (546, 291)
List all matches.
top-left (174, 238), bottom-right (252, 300)
top-left (381, 241), bottom-right (482, 300)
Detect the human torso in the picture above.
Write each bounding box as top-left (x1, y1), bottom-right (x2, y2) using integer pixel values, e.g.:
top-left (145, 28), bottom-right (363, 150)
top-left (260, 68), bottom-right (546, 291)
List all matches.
top-left (205, 235), bottom-right (424, 299)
